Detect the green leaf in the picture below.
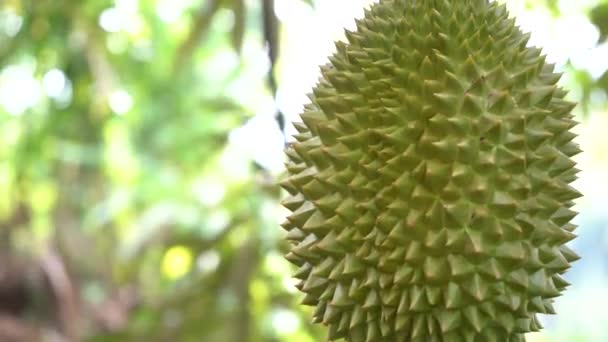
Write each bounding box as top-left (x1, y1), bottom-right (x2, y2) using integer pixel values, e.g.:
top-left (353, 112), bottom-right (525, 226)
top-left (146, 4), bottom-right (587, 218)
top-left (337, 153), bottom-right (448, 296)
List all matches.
top-left (590, 3), bottom-right (608, 43)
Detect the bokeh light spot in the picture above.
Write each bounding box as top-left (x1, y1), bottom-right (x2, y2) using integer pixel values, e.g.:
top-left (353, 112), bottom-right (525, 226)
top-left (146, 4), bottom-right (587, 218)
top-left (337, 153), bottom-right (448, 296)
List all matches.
top-left (161, 245), bottom-right (194, 280)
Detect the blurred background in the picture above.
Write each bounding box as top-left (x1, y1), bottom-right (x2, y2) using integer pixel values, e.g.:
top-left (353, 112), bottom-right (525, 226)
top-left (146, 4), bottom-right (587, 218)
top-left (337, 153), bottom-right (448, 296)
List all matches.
top-left (0, 0), bottom-right (606, 341)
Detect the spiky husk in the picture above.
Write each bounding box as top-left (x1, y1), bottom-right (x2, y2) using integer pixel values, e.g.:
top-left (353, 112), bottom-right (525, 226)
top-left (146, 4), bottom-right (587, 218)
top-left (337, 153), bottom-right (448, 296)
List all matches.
top-left (281, 0), bottom-right (581, 341)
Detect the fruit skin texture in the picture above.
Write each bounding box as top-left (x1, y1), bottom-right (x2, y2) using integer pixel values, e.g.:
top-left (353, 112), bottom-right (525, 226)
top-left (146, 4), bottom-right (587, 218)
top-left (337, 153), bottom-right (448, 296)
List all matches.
top-left (280, 0), bottom-right (581, 341)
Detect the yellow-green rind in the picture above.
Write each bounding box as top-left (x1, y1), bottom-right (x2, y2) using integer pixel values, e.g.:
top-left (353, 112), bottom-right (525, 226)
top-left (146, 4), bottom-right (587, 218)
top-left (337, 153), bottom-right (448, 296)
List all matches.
top-left (281, 0), bottom-right (581, 341)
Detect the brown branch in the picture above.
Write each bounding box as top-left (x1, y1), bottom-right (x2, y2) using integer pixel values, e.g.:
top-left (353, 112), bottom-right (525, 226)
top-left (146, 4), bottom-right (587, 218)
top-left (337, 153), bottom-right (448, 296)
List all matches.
top-left (227, 239), bottom-right (258, 342)
top-left (262, 0), bottom-right (279, 89)
top-left (68, 10), bottom-right (120, 119)
top-left (39, 250), bottom-right (80, 341)
top-left (173, 0), bottom-right (223, 73)
top-left (231, 0), bottom-right (246, 54)
top-left (81, 31), bottom-right (119, 118)
top-left (262, 0), bottom-right (287, 141)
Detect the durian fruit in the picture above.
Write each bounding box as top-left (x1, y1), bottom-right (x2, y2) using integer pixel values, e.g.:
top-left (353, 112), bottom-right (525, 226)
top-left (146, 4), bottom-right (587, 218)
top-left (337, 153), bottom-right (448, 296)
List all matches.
top-left (280, 0), bottom-right (581, 341)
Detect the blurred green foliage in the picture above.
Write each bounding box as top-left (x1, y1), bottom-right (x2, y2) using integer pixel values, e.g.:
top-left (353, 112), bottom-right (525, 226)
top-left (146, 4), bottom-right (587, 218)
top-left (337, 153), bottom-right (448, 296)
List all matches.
top-left (591, 3), bottom-right (608, 43)
top-left (0, 0), bottom-right (320, 340)
top-left (0, 0), bottom-right (606, 341)
top-left (577, 0), bottom-right (608, 114)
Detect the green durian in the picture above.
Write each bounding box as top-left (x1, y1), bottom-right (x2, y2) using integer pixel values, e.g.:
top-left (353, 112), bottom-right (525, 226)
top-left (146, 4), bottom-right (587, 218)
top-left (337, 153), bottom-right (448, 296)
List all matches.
top-left (280, 0), bottom-right (581, 341)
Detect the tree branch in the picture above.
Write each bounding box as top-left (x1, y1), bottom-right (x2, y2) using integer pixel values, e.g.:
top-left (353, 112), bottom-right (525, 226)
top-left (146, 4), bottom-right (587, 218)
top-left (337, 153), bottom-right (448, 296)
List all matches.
top-left (173, 0), bottom-right (222, 74)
